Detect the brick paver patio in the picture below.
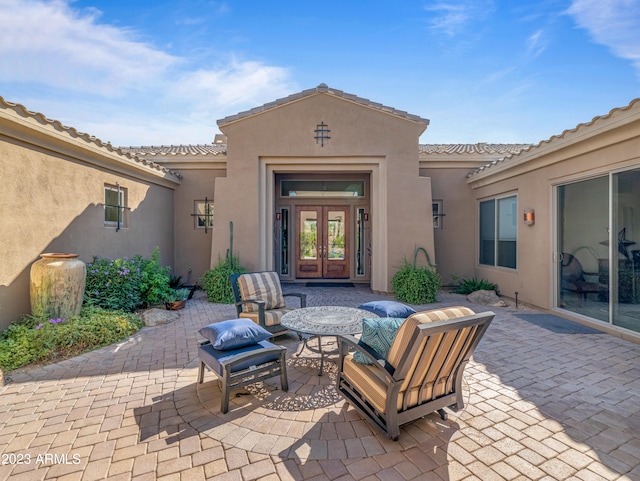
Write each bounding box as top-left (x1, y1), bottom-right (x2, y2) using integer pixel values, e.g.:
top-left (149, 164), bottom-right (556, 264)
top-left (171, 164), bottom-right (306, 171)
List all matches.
top-left (1, 286), bottom-right (640, 480)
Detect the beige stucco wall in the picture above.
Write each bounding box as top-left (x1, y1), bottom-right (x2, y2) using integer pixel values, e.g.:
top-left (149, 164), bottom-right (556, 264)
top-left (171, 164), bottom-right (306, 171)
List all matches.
top-left (0, 107), bottom-right (179, 329)
top-left (215, 92), bottom-right (433, 292)
top-left (420, 162), bottom-right (488, 286)
top-left (468, 111), bottom-right (640, 313)
top-left (151, 159), bottom-right (227, 285)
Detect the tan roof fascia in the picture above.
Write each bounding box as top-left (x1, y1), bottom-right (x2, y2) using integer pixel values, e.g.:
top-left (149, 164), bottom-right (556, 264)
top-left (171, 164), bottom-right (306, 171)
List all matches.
top-left (149, 156), bottom-right (228, 171)
top-left (217, 83), bottom-right (430, 134)
top-left (467, 98), bottom-right (640, 188)
top-left (0, 96), bottom-right (182, 188)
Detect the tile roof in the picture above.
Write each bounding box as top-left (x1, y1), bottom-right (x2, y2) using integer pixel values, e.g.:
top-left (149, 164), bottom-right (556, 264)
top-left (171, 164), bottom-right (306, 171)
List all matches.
top-left (0, 95), bottom-right (182, 180)
top-left (122, 144), bottom-right (227, 157)
top-left (217, 83), bottom-right (430, 127)
top-left (419, 143), bottom-right (531, 155)
top-left (126, 142), bottom-right (531, 158)
top-left (467, 97), bottom-right (640, 179)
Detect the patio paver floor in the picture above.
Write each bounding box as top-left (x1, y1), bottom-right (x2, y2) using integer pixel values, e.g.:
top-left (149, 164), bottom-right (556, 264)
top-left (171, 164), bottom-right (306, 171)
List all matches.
top-left (1, 286), bottom-right (640, 480)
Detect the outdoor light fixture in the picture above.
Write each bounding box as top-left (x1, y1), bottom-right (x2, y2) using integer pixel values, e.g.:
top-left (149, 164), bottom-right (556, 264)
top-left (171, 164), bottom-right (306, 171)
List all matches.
top-left (523, 209), bottom-right (535, 226)
top-left (363, 213), bottom-right (369, 221)
top-left (275, 212), bottom-right (281, 221)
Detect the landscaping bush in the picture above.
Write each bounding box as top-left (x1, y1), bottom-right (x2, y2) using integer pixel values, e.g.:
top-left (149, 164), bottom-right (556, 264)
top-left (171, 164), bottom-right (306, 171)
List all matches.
top-left (85, 255), bottom-right (142, 311)
top-left (391, 247), bottom-right (441, 305)
top-left (84, 247), bottom-right (172, 311)
top-left (0, 307), bottom-right (143, 371)
top-left (202, 254), bottom-right (246, 303)
top-left (454, 276), bottom-right (499, 295)
top-left (138, 247), bottom-right (173, 305)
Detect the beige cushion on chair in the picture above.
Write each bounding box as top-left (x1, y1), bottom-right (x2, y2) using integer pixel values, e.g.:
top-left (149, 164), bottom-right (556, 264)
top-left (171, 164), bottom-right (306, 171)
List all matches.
top-left (387, 306), bottom-right (475, 368)
top-left (239, 307), bottom-right (295, 327)
top-left (342, 306), bottom-right (477, 414)
top-left (342, 353), bottom-right (451, 414)
top-left (237, 272), bottom-right (286, 312)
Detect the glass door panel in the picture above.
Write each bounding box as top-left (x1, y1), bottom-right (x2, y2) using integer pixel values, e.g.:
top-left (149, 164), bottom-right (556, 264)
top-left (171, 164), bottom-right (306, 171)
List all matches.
top-left (612, 169), bottom-right (640, 330)
top-left (327, 210), bottom-right (346, 260)
top-left (299, 211), bottom-right (318, 260)
top-left (324, 207), bottom-right (349, 278)
top-left (557, 176), bottom-right (609, 321)
top-left (279, 208), bottom-right (289, 275)
top-left (296, 208), bottom-right (322, 278)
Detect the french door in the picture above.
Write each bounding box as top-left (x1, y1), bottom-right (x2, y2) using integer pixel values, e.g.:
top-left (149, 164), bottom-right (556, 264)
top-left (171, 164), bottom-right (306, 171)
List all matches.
top-left (295, 206), bottom-right (350, 278)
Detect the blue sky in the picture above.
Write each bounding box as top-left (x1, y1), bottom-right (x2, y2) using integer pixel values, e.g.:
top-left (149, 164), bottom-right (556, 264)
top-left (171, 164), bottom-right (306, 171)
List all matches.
top-left (0, 0), bottom-right (639, 146)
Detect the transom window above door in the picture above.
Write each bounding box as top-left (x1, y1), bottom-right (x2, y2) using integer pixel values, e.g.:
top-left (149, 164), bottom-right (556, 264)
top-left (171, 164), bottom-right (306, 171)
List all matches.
top-left (281, 180), bottom-right (364, 197)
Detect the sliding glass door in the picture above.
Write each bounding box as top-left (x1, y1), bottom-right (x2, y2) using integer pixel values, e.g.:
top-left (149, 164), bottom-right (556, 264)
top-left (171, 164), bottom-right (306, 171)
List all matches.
top-left (557, 177), bottom-right (609, 321)
top-left (557, 169), bottom-right (640, 331)
top-left (612, 169), bottom-right (640, 331)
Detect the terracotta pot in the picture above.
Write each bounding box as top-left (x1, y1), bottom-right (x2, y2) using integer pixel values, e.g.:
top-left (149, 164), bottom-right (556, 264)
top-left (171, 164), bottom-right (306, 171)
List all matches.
top-left (30, 253), bottom-right (86, 319)
top-left (165, 300), bottom-right (186, 310)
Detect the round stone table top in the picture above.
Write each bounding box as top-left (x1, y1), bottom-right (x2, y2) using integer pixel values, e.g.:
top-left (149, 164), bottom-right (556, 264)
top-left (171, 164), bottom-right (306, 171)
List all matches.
top-left (280, 306), bottom-right (376, 336)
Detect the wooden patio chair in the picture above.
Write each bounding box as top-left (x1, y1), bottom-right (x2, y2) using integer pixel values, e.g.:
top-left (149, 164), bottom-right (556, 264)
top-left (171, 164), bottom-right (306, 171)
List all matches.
top-left (336, 306), bottom-right (494, 440)
top-left (230, 271), bottom-right (306, 336)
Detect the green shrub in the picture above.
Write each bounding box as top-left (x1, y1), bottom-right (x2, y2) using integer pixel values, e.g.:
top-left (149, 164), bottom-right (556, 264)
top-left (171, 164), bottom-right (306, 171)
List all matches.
top-left (0, 307), bottom-right (143, 370)
top-left (139, 247), bottom-right (173, 305)
top-left (391, 247), bottom-right (440, 305)
top-left (166, 288), bottom-right (190, 302)
top-left (168, 275), bottom-right (182, 288)
top-left (202, 254), bottom-right (246, 303)
top-left (85, 255), bottom-right (143, 311)
top-left (84, 247), bottom-right (172, 311)
top-left (454, 276), bottom-right (499, 295)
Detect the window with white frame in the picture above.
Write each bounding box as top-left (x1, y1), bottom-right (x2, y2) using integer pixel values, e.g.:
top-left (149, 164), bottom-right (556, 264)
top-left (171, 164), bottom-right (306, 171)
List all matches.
top-left (195, 200), bottom-right (213, 229)
top-left (479, 194), bottom-right (517, 268)
top-left (432, 200), bottom-right (443, 229)
top-left (104, 184), bottom-right (128, 228)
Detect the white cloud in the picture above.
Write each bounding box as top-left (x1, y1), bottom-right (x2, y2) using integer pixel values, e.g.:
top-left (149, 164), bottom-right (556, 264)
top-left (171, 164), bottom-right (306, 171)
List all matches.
top-left (0, 0), bottom-right (180, 96)
top-left (0, 0), bottom-right (297, 145)
top-left (527, 29), bottom-right (547, 57)
top-left (568, 0), bottom-right (640, 78)
top-left (424, 1), bottom-right (494, 37)
top-left (177, 60), bottom-right (295, 108)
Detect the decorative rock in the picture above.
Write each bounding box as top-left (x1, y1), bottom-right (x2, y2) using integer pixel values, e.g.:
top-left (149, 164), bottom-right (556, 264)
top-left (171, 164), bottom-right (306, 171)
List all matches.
top-left (466, 289), bottom-right (507, 307)
top-left (140, 308), bottom-right (180, 327)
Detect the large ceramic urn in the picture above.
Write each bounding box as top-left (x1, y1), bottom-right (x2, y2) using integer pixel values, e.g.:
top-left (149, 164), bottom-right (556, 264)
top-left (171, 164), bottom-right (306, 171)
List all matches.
top-left (30, 253), bottom-right (86, 319)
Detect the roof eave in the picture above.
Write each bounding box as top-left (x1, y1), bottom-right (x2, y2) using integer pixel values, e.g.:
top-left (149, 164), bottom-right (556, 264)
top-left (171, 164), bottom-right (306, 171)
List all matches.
top-left (217, 84), bottom-right (430, 130)
top-left (467, 98), bottom-right (640, 186)
top-left (0, 96), bottom-right (182, 187)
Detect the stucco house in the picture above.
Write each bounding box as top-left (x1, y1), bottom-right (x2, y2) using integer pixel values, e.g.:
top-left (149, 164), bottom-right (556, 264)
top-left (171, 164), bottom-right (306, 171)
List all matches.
top-left (1, 84), bottom-right (639, 342)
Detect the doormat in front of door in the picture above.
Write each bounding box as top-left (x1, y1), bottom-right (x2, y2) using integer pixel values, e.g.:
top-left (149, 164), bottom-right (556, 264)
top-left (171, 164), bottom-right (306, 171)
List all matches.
top-left (306, 282), bottom-right (355, 288)
top-left (515, 314), bottom-right (604, 334)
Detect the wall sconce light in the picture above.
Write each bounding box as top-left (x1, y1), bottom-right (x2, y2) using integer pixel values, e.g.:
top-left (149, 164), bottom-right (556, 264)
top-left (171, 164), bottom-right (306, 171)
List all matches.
top-left (523, 209), bottom-right (535, 226)
top-left (275, 212), bottom-right (281, 221)
top-left (363, 213), bottom-right (369, 221)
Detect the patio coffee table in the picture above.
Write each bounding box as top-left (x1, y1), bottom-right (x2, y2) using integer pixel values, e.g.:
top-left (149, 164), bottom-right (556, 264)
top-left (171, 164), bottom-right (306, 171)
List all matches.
top-left (281, 306), bottom-right (376, 375)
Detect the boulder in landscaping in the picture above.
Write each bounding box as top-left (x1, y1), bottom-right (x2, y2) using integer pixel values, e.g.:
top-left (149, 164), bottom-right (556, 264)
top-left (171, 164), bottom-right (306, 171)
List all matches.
top-left (466, 289), bottom-right (507, 307)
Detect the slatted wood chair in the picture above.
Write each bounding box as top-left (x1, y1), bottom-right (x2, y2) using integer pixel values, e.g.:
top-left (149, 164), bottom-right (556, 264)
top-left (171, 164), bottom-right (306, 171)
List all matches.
top-left (336, 307), bottom-right (494, 440)
top-left (230, 271), bottom-right (306, 336)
